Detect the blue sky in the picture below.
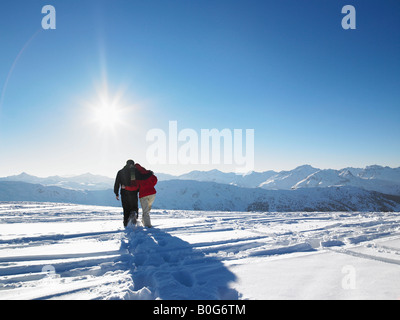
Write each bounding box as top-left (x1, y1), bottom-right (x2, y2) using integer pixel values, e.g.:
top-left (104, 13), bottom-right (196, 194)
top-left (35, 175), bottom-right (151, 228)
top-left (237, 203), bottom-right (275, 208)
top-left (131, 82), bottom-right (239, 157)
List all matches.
top-left (0, 0), bottom-right (399, 177)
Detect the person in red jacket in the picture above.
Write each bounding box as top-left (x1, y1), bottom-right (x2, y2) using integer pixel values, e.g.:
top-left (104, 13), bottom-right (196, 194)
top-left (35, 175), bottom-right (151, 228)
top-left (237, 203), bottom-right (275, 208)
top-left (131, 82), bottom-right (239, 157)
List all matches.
top-left (125, 163), bottom-right (157, 228)
top-left (135, 163), bottom-right (157, 228)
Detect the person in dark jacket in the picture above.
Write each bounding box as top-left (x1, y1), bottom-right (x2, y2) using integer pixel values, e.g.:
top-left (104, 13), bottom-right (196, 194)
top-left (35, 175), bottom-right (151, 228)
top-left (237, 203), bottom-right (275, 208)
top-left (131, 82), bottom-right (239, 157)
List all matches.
top-left (114, 159), bottom-right (152, 227)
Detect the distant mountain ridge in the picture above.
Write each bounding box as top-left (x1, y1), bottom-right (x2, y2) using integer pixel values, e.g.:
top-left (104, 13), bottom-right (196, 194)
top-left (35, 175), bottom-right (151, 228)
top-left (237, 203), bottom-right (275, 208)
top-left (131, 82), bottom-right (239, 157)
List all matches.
top-left (157, 165), bottom-right (400, 196)
top-left (292, 168), bottom-right (400, 196)
top-left (1, 165), bottom-right (400, 212)
top-left (1, 164), bottom-right (400, 195)
top-left (0, 172), bottom-right (114, 191)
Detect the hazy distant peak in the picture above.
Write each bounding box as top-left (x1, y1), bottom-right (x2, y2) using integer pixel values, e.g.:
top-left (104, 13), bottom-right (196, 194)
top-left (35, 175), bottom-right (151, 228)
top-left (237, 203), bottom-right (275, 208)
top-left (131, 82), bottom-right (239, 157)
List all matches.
top-left (293, 164), bottom-right (319, 171)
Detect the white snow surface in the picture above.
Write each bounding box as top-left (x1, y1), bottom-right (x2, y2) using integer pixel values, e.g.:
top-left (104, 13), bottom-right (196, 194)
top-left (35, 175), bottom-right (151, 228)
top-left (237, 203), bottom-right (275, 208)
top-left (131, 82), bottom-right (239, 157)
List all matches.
top-left (1, 202), bottom-right (400, 300)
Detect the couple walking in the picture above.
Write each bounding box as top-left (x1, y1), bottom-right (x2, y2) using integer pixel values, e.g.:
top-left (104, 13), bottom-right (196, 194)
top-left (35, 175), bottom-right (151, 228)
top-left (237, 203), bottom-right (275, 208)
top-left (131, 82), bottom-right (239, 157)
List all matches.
top-left (114, 160), bottom-right (157, 228)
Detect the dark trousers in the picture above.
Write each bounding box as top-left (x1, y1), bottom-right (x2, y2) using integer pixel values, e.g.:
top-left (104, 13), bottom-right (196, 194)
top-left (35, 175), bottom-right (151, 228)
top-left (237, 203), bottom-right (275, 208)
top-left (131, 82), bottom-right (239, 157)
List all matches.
top-left (121, 189), bottom-right (139, 227)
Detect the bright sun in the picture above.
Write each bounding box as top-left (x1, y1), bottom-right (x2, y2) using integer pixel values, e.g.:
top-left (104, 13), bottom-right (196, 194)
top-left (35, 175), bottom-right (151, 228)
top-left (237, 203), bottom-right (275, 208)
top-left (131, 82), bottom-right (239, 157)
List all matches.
top-left (94, 103), bottom-right (121, 129)
top-left (85, 84), bottom-right (127, 132)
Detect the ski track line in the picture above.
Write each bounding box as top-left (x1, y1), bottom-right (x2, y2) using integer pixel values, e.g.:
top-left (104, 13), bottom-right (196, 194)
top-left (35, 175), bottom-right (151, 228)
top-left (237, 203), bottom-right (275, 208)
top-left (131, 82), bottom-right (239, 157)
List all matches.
top-left (325, 232), bottom-right (400, 267)
top-left (330, 247), bottom-right (400, 266)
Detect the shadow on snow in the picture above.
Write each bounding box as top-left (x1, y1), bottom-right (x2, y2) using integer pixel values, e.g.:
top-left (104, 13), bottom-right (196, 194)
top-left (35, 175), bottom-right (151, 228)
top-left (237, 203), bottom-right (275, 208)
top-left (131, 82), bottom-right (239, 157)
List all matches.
top-left (120, 226), bottom-right (239, 300)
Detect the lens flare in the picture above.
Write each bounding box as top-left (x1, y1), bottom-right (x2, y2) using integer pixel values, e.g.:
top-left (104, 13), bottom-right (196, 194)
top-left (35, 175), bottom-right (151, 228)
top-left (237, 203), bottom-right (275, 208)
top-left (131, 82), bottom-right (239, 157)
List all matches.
top-left (93, 99), bottom-right (122, 129)
top-left (83, 80), bottom-right (129, 134)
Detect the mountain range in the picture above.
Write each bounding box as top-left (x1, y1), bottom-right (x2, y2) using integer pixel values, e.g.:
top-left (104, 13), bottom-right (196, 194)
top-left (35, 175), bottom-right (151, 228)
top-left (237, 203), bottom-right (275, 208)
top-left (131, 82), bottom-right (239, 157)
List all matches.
top-left (0, 165), bottom-right (400, 212)
top-left (0, 172), bottom-right (114, 191)
top-left (158, 164), bottom-right (400, 196)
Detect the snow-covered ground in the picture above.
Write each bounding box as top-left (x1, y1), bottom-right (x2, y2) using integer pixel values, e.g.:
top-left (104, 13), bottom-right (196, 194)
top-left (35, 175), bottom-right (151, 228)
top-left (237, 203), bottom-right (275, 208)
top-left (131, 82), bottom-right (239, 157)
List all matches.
top-left (0, 202), bottom-right (399, 300)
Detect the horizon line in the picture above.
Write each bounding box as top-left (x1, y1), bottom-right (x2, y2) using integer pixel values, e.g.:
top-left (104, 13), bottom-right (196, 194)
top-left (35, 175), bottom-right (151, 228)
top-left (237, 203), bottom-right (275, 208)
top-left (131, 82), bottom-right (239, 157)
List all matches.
top-left (1, 163), bottom-right (400, 180)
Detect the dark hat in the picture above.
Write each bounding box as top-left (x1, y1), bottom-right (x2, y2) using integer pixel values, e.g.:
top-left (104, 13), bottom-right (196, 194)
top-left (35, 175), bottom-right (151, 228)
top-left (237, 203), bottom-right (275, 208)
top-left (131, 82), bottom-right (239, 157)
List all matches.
top-left (126, 159), bottom-right (135, 166)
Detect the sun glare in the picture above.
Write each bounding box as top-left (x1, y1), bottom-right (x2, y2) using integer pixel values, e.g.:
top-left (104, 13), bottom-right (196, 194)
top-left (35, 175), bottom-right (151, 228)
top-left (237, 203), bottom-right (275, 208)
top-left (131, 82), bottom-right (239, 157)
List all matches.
top-left (94, 103), bottom-right (121, 129)
top-left (84, 83), bottom-right (128, 133)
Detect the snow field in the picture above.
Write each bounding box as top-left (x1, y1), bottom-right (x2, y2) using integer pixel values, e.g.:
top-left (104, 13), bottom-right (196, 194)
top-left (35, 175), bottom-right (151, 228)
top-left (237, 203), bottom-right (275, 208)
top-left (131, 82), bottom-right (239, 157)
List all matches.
top-left (0, 202), bottom-right (400, 299)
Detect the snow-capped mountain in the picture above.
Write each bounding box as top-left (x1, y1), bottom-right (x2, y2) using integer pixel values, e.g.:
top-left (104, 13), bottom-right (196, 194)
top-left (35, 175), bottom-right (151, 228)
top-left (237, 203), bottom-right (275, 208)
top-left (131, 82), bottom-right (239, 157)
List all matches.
top-left (358, 165), bottom-right (400, 184)
top-left (159, 169), bottom-right (277, 188)
top-left (155, 180), bottom-right (400, 212)
top-left (0, 181), bottom-right (115, 207)
top-left (157, 165), bottom-right (321, 189)
top-left (259, 165), bottom-right (319, 190)
top-left (1, 179), bottom-right (400, 212)
top-left (1, 165), bottom-right (400, 211)
top-left (159, 165), bottom-right (400, 196)
top-left (3, 164), bottom-right (400, 195)
top-left (0, 172), bottom-right (114, 191)
top-left (293, 168), bottom-right (400, 196)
